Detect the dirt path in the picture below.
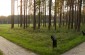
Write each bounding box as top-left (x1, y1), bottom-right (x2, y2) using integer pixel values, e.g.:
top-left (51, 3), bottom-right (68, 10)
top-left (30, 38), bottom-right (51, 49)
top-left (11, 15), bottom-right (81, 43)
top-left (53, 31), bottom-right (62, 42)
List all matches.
top-left (0, 36), bottom-right (37, 55)
top-left (62, 42), bottom-right (85, 55)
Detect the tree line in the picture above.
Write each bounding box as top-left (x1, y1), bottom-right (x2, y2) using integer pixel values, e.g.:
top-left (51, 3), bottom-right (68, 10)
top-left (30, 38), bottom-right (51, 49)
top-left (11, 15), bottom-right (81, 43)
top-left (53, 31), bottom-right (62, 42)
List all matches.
top-left (11, 0), bottom-right (85, 31)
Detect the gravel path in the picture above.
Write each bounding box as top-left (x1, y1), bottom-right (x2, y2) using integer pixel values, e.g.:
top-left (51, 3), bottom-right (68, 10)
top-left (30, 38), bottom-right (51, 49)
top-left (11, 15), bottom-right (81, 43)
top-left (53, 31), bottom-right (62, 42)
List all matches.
top-left (62, 42), bottom-right (85, 55)
top-left (0, 36), bottom-right (37, 55)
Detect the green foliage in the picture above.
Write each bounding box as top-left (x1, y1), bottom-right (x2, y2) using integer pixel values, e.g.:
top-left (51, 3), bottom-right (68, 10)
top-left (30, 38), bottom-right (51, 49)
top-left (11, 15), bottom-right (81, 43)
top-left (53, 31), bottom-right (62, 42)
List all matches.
top-left (0, 24), bottom-right (85, 55)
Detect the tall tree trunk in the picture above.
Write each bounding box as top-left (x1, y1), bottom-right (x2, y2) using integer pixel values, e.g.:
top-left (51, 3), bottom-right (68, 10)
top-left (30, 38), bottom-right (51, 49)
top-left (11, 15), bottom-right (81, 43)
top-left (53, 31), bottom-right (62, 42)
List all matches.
top-left (77, 0), bottom-right (82, 31)
top-left (38, 0), bottom-right (41, 29)
top-left (43, 2), bottom-right (45, 27)
top-left (45, 0), bottom-right (46, 27)
top-left (33, 0), bottom-right (36, 30)
top-left (23, 0), bottom-right (26, 29)
top-left (20, 0), bottom-right (22, 27)
top-left (74, 2), bottom-right (77, 30)
top-left (71, 0), bottom-right (74, 29)
top-left (11, 0), bottom-right (15, 29)
top-left (54, 0), bottom-right (57, 30)
top-left (25, 0), bottom-right (28, 28)
top-left (66, 6), bottom-right (69, 26)
top-left (62, 6), bottom-right (65, 26)
top-left (59, 7), bottom-right (62, 28)
top-left (48, 0), bottom-right (52, 30)
top-left (68, 0), bottom-right (71, 29)
top-left (17, 0), bottom-right (19, 27)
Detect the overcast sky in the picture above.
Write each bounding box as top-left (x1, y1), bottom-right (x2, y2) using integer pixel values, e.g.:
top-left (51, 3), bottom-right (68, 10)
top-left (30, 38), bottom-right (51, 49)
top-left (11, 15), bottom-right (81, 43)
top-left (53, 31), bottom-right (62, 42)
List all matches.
top-left (0, 0), bottom-right (56, 16)
top-left (0, 0), bottom-right (11, 16)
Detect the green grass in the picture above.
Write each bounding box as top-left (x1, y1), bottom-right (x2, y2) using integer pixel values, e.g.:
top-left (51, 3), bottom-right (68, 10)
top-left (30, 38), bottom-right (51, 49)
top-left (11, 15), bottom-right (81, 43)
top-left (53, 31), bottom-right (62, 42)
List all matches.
top-left (0, 51), bottom-right (3, 55)
top-left (0, 24), bottom-right (85, 55)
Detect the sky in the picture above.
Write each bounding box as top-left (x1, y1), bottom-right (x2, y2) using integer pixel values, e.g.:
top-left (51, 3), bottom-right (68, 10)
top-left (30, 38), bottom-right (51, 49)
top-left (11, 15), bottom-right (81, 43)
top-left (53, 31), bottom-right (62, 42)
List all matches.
top-left (0, 0), bottom-right (55, 16)
top-left (0, 0), bottom-right (11, 16)
top-left (0, 0), bottom-right (67, 16)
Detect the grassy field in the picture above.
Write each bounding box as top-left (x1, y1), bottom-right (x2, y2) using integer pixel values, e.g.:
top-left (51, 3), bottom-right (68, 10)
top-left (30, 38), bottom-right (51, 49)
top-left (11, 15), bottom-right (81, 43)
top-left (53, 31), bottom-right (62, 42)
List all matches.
top-left (0, 24), bottom-right (85, 55)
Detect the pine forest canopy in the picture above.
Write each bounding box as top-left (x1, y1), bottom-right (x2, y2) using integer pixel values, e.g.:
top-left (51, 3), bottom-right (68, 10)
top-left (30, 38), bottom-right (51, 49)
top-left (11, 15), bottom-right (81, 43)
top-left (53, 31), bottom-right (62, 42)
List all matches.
top-left (10, 0), bottom-right (85, 15)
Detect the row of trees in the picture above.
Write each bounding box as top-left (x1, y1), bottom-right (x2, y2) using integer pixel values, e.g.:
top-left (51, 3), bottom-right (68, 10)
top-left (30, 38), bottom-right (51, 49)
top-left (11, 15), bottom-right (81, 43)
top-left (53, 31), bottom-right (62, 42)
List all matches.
top-left (11, 0), bottom-right (85, 31)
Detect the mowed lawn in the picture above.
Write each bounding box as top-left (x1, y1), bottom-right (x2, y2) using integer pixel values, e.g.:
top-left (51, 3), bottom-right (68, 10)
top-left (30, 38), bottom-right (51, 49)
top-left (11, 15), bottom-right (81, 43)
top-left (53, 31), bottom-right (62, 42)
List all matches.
top-left (0, 24), bottom-right (85, 55)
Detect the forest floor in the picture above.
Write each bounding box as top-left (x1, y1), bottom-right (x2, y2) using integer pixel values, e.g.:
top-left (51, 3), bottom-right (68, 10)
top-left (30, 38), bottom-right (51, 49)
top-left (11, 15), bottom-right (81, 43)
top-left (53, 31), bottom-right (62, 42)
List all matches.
top-left (0, 36), bottom-right (36, 55)
top-left (62, 42), bottom-right (85, 55)
top-left (0, 24), bottom-right (85, 55)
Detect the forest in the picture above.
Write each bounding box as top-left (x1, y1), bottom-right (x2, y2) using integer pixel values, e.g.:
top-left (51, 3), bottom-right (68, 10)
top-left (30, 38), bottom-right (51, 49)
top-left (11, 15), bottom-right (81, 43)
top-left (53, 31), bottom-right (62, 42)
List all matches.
top-left (0, 0), bottom-right (85, 55)
top-left (10, 0), bottom-right (85, 31)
